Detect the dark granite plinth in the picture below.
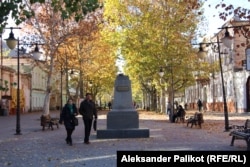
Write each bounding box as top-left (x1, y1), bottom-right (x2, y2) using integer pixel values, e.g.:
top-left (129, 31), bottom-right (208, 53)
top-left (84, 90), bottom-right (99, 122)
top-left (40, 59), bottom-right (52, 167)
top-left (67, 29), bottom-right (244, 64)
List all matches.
top-left (107, 111), bottom-right (138, 129)
top-left (97, 128), bottom-right (149, 139)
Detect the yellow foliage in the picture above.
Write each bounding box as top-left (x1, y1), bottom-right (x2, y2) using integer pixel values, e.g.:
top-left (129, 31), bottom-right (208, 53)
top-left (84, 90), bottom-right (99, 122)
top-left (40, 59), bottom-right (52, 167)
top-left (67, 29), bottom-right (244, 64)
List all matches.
top-left (10, 88), bottom-right (25, 109)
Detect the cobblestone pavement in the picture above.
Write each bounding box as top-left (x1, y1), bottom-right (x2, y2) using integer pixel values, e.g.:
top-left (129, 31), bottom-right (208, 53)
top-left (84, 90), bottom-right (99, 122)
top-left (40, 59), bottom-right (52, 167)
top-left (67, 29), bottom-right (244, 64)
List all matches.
top-left (0, 109), bottom-right (249, 167)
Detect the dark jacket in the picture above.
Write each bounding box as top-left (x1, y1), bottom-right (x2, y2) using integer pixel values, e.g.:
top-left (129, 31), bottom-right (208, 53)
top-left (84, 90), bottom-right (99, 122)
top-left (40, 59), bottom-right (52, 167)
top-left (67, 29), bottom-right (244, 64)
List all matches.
top-left (79, 99), bottom-right (97, 120)
top-left (197, 100), bottom-right (202, 107)
top-left (60, 104), bottom-right (78, 129)
top-left (176, 107), bottom-right (185, 117)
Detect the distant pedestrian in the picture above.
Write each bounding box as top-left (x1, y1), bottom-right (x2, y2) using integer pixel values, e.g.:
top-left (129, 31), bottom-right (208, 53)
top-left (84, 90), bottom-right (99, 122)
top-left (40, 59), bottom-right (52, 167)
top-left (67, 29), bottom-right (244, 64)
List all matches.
top-left (79, 93), bottom-right (97, 144)
top-left (59, 98), bottom-right (78, 146)
top-left (184, 103), bottom-right (188, 110)
top-left (166, 101), bottom-right (172, 122)
top-left (197, 99), bottom-right (202, 112)
top-left (108, 101), bottom-right (112, 110)
top-left (133, 101), bottom-right (137, 108)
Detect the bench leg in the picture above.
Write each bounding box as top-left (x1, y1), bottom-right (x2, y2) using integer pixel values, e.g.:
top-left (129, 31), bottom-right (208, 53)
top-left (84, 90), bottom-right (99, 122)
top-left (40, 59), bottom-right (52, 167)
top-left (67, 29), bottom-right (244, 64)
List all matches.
top-left (191, 122), bottom-right (194, 128)
top-left (49, 122), bottom-right (54, 130)
top-left (198, 122), bottom-right (202, 128)
top-left (246, 142), bottom-right (250, 151)
top-left (181, 118), bottom-right (184, 123)
top-left (246, 137), bottom-right (250, 151)
top-left (230, 136), bottom-right (235, 146)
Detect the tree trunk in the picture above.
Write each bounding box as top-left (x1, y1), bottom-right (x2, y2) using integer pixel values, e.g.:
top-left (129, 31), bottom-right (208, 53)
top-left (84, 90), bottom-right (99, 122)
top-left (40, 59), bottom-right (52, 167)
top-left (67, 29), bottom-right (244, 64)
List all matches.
top-left (161, 88), bottom-right (166, 113)
top-left (79, 70), bottom-right (84, 98)
top-left (42, 52), bottom-right (55, 116)
top-left (74, 81), bottom-right (80, 100)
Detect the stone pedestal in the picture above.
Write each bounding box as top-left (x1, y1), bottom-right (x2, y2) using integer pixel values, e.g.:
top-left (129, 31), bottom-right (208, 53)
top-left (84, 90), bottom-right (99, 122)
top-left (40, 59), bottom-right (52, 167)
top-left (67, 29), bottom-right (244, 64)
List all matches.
top-left (97, 74), bottom-right (149, 139)
top-left (107, 111), bottom-right (138, 129)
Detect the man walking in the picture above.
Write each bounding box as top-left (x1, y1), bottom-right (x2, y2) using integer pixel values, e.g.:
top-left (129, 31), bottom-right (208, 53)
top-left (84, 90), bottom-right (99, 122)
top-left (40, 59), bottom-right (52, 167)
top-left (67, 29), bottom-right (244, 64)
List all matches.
top-left (79, 93), bottom-right (97, 144)
top-left (197, 99), bottom-right (202, 112)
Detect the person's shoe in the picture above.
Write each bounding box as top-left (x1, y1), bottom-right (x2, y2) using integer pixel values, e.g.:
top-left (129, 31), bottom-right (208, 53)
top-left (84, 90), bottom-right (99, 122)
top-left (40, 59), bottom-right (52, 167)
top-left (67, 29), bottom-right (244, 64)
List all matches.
top-left (69, 138), bottom-right (72, 146)
top-left (65, 138), bottom-right (69, 144)
top-left (84, 141), bottom-right (90, 144)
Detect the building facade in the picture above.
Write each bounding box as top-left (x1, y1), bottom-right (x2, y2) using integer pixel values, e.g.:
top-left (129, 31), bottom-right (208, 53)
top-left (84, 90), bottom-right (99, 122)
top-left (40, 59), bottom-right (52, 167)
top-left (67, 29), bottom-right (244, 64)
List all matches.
top-left (2, 57), bottom-right (49, 113)
top-left (185, 19), bottom-right (250, 113)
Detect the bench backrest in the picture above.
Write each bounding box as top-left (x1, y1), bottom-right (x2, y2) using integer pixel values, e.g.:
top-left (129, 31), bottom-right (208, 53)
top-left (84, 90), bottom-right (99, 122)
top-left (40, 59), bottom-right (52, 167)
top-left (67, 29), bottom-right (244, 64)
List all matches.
top-left (194, 112), bottom-right (204, 123)
top-left (245, 119), bottom-right (250, 129)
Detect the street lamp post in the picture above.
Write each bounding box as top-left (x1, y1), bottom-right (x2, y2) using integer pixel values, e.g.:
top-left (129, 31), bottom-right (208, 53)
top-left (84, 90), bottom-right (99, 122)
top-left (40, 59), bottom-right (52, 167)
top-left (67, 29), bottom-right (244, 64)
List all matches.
top-left (5, 27), bottom-right (21, 135)
top-left (0, 34), bottom-right (3, 102)
top-left (209, 72), bottom-right (215, 111)
top-left (89, 81), bottom-right (93, 94)
top-left (5, 27), bottom-right (41, 135)
top-left (217, 35), bottom-right (229, 131)
top-left (60, 63), bottom-right (63, 111)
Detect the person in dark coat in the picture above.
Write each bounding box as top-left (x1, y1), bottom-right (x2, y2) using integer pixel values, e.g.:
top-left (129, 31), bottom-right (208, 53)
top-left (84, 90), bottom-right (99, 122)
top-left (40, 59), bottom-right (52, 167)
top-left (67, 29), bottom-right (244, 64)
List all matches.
top-left (197, 99), bottom-right (203, 112)
top-left (79, 93), bottom-right (97, 144)
top-left (59, 98), bottom-right (78, 146)
top-left (173, 105), bottom-right (185, 123)
top-left (108, 101), bottom-right (112, 110)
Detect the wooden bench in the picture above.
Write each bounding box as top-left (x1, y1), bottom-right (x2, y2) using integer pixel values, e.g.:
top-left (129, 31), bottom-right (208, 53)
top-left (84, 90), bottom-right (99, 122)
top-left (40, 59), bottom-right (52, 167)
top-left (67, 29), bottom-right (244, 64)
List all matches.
top-left (229, 119), bottom-right (250, 150)
top-left (231, 119), bottom-right (250, 130)
top-left (186, 112), bottom-right (204, 128)
top-left (40, 115), bottom-right (59, 131)
top-left (230, 130), bottom-right (250, 151)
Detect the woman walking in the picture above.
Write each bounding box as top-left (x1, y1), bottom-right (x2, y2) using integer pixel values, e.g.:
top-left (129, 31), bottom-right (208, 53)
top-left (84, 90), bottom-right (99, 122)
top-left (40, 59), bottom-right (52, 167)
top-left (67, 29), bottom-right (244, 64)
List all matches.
top-left (59, 98), bottom-right (78, 146)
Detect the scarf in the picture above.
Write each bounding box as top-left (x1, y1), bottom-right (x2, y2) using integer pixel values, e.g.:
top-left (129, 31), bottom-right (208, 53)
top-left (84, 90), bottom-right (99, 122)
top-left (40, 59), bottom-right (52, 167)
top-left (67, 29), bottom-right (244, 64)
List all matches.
top-left (67, 104), bottom-right (73, 114)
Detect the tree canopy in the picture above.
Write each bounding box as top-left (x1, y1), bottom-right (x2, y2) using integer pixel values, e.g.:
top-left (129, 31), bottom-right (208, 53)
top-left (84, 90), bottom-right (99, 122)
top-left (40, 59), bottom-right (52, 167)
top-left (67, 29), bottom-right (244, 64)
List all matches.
top-left (0, 0), bottom-right (102, 33)
top-left (102, 0), bottom-right (206, 99)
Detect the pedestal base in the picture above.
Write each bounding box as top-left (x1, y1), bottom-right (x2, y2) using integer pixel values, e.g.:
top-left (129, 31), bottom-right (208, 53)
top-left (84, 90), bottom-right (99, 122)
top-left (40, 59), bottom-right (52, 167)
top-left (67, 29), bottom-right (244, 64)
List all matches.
top-left (107, 111), bottom-right (138, 129)
top-left (97, 128), bottom-right (149, 139)
top-left (97, 110), bottom-right (150, 139)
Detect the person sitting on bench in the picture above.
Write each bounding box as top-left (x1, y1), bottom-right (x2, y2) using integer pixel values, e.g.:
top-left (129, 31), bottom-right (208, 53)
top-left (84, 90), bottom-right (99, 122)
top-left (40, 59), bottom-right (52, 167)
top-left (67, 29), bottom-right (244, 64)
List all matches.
top-left (173, 105), bottom-right (185, 123)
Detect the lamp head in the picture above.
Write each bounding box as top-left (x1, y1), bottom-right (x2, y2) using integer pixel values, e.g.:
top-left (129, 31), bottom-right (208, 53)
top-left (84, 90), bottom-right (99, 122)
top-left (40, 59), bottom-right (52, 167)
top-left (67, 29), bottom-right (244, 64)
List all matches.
top-left (197, 43), bottom-right (207, 59)
top-left (159, 67), bottom-right (164, 77)
top-left (32, 43), bottom-right (42, 60)
top-left (89, 81), bottom-right (93, 87)
top-left (221, 28), bottom-right (233, 48)
top-left (5, 28), bottom-right (17, 50)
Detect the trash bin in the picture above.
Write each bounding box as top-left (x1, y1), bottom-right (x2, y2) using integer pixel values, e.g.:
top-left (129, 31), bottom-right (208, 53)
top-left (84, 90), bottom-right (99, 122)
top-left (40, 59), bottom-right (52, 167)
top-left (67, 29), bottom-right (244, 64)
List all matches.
top-left (0, 109), bottom-right (4, 116)
top-left (3, 109), bottom-right (9, 116)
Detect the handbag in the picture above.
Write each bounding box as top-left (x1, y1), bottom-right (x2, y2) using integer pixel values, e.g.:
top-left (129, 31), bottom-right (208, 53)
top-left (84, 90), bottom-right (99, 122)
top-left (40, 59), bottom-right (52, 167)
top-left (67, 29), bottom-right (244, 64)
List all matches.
top-left (73, 117), bottom-right (78, 126)
top-left (93, 119), bottom-right (97, 131)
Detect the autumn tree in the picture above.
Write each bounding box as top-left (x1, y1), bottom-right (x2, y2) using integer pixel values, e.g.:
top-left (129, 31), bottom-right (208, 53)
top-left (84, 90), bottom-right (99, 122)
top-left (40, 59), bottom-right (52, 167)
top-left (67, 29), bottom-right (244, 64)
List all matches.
top-left (54, 11), bottom-right (117, 104)
top-left (0, 0), bottom-right (101, 32)
top-left (102, 0), bottom-right (207, 112)
top-left (14, 1), bottom-right (104, 116)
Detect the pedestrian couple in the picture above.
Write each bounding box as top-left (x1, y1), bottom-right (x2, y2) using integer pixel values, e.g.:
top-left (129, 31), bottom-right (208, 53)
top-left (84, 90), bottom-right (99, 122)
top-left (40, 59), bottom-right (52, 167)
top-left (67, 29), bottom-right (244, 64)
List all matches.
top-left (59, 93), bottom-right (97, 146)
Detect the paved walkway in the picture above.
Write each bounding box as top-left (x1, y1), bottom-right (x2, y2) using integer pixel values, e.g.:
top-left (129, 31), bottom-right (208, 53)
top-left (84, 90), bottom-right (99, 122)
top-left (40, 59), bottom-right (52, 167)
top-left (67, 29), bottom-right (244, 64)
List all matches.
top-left (0, 110), bottom-right (249, 167)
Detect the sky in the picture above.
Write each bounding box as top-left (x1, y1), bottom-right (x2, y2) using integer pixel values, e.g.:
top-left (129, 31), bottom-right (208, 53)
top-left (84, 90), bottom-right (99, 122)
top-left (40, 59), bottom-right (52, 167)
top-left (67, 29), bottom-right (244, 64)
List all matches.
top-left (202, 0), bottom-right (250, 36)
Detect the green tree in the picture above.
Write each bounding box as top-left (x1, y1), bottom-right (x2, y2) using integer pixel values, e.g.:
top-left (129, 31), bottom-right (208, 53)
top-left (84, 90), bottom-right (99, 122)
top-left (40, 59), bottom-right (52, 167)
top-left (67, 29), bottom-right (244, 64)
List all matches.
top-left (0, 0), bottom-right (101, 32)
top-left (102, 0), bottom-right (207, 112)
